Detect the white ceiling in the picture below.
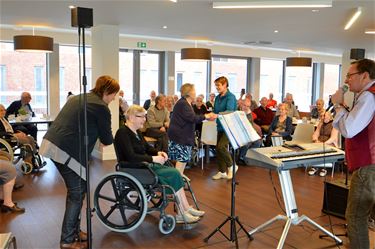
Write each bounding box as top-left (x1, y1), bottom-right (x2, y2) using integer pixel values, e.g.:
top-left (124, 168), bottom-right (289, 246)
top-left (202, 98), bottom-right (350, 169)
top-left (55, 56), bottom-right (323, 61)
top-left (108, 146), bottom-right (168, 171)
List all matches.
top-left (1, 0), bottom-right (374, 57)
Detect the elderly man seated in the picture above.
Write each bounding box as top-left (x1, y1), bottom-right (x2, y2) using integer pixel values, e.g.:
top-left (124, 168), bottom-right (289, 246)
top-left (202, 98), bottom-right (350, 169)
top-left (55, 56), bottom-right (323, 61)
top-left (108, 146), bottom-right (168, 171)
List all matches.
top-left (6, 92), bottom-right (38, 140)
top-left (144, 94), bottom-right (170, 152)
top-left (283, 93), bottom-right (300, 119)
top-left (254, 97), bottom-right (275, 134)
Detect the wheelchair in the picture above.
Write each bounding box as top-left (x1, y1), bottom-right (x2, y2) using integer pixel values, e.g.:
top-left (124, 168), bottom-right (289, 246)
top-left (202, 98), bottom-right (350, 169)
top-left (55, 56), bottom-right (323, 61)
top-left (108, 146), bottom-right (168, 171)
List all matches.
top-left (94, 161), bottom-right (197, 235)
top-left (0, 134), bottom-right (46, 174)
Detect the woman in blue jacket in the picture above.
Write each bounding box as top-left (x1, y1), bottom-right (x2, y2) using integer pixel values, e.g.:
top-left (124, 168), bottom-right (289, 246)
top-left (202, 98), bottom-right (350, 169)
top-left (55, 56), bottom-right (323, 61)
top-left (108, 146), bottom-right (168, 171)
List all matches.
top-left (265, 103), bottom-right (293, 146)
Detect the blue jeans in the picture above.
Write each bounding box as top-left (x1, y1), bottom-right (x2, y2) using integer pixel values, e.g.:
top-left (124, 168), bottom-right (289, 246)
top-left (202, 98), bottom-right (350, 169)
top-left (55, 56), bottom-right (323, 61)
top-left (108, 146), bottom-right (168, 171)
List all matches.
top-left (345, 164), bottom-right (375, 249)
top-left (53, 160), bottom-right (86, 244)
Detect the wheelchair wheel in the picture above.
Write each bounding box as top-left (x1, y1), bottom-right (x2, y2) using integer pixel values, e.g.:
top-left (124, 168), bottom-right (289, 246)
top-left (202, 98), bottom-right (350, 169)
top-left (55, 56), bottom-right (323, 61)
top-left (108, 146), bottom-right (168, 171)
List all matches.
top-left (94, 172), bottom-right (148, 233)
top-left (159, 214), bottom-right (176, 234)
top-left (21, 161), bottom-right (33, 174)
top-left (0, 138), bottom-right (14, 162)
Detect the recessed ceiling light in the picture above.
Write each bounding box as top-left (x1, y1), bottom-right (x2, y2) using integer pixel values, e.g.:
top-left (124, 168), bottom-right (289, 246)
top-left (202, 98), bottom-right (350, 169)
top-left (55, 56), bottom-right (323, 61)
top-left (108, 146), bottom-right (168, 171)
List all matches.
top-left (69, 5), bottom-right (75, 9)
top-left (344, 7), bottom-right (362, 30)
top-left (163, 25), bottom-right (168, 29)
top-left (274, 30), bottom-right (279, 33)
top-left (213, 0), bottom-right (332, 9)
top-left (170, 0), bottom-right (177, 2)
top-left (365, 29), bottom-right (375, 34)
top-left (312, 9), bottom-right (319, 12)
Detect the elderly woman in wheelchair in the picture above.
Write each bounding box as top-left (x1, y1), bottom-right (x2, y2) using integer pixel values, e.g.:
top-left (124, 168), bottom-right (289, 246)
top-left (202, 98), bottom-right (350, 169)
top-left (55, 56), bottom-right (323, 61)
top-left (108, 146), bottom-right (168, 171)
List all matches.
top-left (94, 105), bottom-right (204, 235)
top-left (0, 104), bottom-right (43, 174)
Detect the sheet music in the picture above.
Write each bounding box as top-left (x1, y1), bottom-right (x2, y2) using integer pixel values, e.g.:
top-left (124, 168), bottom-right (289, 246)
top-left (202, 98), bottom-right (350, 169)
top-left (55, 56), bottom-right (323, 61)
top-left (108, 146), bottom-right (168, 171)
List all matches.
top-left (218, 111), bottom-right (261, 150)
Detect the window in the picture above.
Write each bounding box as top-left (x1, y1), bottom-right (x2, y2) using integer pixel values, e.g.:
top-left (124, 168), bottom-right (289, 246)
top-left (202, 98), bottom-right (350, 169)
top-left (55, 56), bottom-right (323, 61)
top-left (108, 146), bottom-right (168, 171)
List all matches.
top-left (34, 66), bottom-right (46, 106)
top-left (119, 50), bottom-right (134, 104)
top-left (0, 42), bottom-right (47, 114)
top-left (175, 52), bottom-right (208, 98)
top-left (211, 56), bottom-right (247, 99)
top-left (59, 45), bottom-right (92, 108)
top-left (0, 65), bottom-right (6, 103)
top-left (260, 59), bottom-right (283, 103)
top-left (140, 52), bottom-right (159, 105)
top-left (323, 64), bottom-right (340, 105)
top-left (285, 66), bottom-right (313, 112)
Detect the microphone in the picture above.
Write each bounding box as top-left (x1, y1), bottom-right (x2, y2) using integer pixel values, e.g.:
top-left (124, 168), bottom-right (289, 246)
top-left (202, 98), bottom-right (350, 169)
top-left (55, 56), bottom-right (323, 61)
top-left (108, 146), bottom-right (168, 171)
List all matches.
top-left (326, 84), bottom-right (349, 112)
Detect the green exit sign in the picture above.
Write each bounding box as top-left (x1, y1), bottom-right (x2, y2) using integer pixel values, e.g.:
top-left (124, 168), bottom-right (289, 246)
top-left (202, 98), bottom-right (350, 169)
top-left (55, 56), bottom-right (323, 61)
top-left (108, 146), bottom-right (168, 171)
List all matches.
top-left (137, 42), bottom-right (147, 48)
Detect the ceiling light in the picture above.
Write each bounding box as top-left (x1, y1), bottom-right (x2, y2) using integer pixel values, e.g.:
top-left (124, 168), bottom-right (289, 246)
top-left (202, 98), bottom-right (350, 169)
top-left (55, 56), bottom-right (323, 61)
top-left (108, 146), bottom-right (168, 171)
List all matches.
top-left (14, 35), bottom-right (53, 53)
top-left (170, 0), bottom-right (177, 2)
top-left (213, 0), bottom-right (332, 9)
top-left (274, 30), bottom-right (279, 33)
top-left (344, 7), bottom-right (362, 30)
top-left (365, 29), bottom-right (375, 34)
top-left (69, 5), bottom-right (75, 9)
top-left (312, 9), bottom-right (319, 12)
top-left (286, 57), bottom-right (312, 67)
top-left (181, 48), bottom-right (211, 61)
top-left (163, 25), bottom-right (167, 29)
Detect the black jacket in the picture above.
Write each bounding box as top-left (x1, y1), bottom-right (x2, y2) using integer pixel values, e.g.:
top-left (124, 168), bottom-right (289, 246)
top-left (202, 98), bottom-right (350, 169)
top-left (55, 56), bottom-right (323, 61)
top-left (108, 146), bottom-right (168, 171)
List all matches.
top-left (6, 100), bottom-right (35, 118)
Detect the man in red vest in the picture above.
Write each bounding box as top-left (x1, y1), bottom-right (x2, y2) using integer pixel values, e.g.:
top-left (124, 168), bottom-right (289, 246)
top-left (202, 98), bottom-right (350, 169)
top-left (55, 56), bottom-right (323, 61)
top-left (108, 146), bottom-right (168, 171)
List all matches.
top-left (331, 58), bottom-right (375, 249)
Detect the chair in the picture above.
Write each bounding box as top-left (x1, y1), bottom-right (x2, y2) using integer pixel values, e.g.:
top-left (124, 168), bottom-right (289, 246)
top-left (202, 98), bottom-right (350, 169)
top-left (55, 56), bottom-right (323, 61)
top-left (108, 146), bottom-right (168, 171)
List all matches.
top-left (200, 120), bottom-right (217, 170)
top-left (0, 233), bottom-right (17, 249)
top-left (289, 123), bottom-right (315, 144)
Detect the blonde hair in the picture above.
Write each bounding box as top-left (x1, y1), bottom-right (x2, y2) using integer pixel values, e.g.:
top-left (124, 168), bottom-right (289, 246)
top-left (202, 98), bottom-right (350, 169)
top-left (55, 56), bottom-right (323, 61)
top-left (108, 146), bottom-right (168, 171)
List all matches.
top-left (125, 105), bottom-right (146, 120)
top-left (180, 83), bottom-right (195, 98)
top-left (279, 103), bottom-right (289, 111)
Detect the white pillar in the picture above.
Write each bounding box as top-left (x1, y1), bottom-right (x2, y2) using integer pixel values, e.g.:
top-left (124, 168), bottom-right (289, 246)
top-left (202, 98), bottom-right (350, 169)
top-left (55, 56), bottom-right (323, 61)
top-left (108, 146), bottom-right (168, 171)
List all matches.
top-left (47, 43), bottom-right (60, 118)
top-left (165, 51), bottom-right (175, 95)
top-left (250, 57), bottom-right (261, 102)
top-left (91, 25), bottom-right (119, 160)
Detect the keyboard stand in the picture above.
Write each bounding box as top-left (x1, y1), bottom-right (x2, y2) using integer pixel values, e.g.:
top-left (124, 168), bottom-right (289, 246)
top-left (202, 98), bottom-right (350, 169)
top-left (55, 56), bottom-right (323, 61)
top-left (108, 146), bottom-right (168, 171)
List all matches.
top-left (248, 170), bottom-right (343, 249)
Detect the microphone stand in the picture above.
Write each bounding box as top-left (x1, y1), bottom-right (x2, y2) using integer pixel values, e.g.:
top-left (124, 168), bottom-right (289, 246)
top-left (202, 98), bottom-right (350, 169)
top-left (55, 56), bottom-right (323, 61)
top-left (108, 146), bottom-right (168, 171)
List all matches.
top-left (204, 148), bottom-right (253, 248)
top-left (81, 26), bottom-right (93, 249)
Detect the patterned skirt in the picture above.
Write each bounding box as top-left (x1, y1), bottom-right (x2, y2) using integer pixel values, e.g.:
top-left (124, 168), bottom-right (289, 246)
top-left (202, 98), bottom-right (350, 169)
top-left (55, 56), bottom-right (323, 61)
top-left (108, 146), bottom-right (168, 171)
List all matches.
top-left (168, 140), bottom-right (192, 163)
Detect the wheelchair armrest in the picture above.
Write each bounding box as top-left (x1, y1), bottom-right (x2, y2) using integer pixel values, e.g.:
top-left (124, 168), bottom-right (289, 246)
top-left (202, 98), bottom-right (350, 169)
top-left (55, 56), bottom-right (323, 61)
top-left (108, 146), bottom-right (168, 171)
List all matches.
top-left (117, 161), bottom-right (158, 186)
top-left (0, 133), bottom-right (19, 146)
top-left (117, 161), bottom-right (150, 169)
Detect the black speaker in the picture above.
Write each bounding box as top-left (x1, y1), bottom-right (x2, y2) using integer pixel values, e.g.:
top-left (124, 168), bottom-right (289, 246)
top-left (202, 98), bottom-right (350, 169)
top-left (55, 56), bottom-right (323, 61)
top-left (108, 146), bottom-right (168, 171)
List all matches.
top-left (350, 48), bottom-right (365, 60)
top-left (71, 7), bottom-right (93, 28)
top-left (322, 179), bottom-right (350, 219)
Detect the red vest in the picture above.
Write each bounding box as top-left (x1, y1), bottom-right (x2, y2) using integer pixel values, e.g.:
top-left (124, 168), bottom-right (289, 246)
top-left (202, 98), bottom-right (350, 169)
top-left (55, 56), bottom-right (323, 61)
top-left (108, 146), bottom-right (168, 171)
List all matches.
top-left (345, 83), bottom-right (375, 172)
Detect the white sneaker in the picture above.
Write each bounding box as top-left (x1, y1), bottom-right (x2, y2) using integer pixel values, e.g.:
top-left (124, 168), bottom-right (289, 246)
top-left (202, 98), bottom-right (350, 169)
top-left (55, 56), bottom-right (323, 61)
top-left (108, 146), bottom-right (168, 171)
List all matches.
top-left (308, 168), bottom-right (317, 176)
top-left (187, 207), bottom-right (205, 217)
top-left (212, 172), bottom-right (228, 180)
top-left (176, 211), bottom-right (200, 224)
top-left (319, 169), bottom-right (327, 177)
top-left (227, 165), bottom-right (239, 179)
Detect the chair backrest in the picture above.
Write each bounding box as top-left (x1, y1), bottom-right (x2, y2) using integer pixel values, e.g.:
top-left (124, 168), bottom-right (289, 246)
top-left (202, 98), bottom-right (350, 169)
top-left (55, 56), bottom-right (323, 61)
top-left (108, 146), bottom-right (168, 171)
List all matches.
top-left (271, 135), bottom-right (284, 146)
top-left (201, 120), bottom-right (217, 145)
top-left (292, 123), bottom-right (315, 143)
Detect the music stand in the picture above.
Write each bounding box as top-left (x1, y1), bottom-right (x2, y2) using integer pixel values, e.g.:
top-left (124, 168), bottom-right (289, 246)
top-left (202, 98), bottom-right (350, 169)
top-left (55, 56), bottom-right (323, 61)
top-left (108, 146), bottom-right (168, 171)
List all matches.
top-left (204, 111), bottom-right (259, 248)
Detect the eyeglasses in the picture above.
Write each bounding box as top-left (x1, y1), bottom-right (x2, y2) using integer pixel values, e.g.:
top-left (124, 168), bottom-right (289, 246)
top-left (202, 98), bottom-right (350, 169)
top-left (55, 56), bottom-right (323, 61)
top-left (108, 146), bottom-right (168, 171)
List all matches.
top-left (346, 71), bottom-right (362, 79)
top-left (135, 115), bottom-right (146, 119)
